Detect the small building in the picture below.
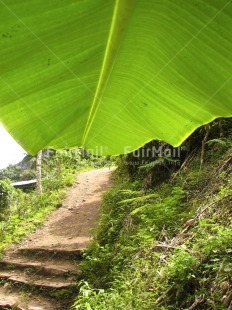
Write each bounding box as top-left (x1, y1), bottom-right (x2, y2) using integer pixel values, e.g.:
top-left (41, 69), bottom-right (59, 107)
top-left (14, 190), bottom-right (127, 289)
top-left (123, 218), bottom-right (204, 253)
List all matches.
top-left (10, 179), bottom-right (37, 190)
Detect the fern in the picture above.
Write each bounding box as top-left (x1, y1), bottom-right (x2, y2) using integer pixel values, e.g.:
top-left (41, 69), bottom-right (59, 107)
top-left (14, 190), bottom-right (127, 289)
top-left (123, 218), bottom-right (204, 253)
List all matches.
top-left (139, 157), bottom-right (180, 172)
top-left (206, 138), bottom-right (231, 146)
top-left (117, 193), bottom-right (159, 206)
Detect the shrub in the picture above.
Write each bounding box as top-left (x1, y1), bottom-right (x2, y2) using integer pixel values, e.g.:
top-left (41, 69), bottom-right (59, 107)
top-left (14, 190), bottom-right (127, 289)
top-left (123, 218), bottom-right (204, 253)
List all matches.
top-left (0, 180), bottom-right (14, 209)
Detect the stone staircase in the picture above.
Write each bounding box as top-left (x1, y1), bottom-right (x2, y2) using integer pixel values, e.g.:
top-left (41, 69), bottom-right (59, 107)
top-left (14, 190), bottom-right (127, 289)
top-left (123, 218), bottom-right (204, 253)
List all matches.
top-left (0, 246), bottom-right (82, 309)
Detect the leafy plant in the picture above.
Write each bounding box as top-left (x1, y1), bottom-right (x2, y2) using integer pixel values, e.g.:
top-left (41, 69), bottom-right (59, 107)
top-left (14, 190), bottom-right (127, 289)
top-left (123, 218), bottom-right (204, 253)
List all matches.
top-left (0, 165), bottom-right (22, 182)
top-left (0, 180), bottom-right (14, 209)
top-left (0, 147), bottom-right (97, 255)
top-left (0, 1), bottom-right (231, 155)
top-left (74, 136), bottom-right (232, 309)
top-left (163, 248), bottom-right (199, 284)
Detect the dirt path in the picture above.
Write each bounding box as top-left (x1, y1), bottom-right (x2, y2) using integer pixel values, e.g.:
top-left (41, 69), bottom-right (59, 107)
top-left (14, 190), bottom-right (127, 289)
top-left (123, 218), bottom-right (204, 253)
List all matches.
top-left (0, 168), bottom-right (113, 310)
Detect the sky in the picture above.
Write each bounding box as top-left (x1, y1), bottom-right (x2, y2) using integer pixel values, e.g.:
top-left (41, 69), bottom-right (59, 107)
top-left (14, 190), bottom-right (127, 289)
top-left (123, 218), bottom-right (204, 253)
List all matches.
top-left (0, 123), bottom-right (26, 169)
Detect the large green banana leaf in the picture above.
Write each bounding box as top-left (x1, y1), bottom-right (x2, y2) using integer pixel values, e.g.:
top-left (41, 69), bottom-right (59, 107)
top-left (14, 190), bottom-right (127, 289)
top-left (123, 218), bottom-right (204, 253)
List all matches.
top-left (0, 0), bottom-right (231, 155)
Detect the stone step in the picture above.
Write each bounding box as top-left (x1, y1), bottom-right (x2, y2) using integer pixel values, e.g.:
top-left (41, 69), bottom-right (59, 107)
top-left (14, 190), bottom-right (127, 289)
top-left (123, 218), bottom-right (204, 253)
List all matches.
top-left (0, 256), bottom-right (81, 277)
top-left (0, 285), bottom-right (63, 310)
top-left (0, 270), bottom-right (75, 290)
top-left (18, 247), bottom-right (84, 259)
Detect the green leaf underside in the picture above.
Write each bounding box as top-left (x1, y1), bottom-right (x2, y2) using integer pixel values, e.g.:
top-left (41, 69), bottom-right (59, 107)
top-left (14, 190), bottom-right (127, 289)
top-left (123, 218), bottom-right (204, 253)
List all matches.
top-left (0, 0), bottom-right (231, 155)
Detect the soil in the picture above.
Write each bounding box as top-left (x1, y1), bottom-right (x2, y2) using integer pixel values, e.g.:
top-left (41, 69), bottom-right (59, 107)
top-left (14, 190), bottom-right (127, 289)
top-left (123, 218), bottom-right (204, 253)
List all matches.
top-left (0, 167), bottom-right (113, 310)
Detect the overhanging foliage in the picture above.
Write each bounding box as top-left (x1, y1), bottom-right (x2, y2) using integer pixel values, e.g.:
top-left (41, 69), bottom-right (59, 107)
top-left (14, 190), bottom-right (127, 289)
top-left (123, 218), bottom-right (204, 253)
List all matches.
top-left (0, 0), bottom-right (231, 155)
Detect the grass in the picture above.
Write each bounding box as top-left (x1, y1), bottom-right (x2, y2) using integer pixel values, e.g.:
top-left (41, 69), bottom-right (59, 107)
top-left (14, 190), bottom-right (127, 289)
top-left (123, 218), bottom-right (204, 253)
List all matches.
top-left (0, 189), bottom-right (66, 256)
top-left (0, 149), bottom-right (114, 257)
top-left (73, 138), bottom-right (232, 309)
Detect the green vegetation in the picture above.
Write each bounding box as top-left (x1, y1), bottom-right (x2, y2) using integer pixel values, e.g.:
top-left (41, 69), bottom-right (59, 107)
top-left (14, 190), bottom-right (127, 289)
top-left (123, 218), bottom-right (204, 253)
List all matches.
top-left (0, 121), bottom-right (231, 309)
top-left (0, 1), bottom-right (231, 307)
top-left (0, 165), bottom-right (23, 182)
top-left (73, 122), bottom-right (232, 309)
top-left (0, 1), bottom-right (231, 155)
top-left (0, 149), bottom-right (112, 256)
top-left (0, 186), bottom-right (66, 255)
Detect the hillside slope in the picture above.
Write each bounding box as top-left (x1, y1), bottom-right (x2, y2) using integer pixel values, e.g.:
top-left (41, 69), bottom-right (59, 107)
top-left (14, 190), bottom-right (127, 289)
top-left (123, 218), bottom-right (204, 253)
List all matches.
top-left (74, 127), bottom-right (232, 309)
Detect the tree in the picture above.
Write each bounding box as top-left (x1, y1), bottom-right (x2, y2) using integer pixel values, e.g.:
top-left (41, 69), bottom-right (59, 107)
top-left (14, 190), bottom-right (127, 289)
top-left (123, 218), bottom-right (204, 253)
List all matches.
top-left (36, 151), bottom-right (42, 196)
